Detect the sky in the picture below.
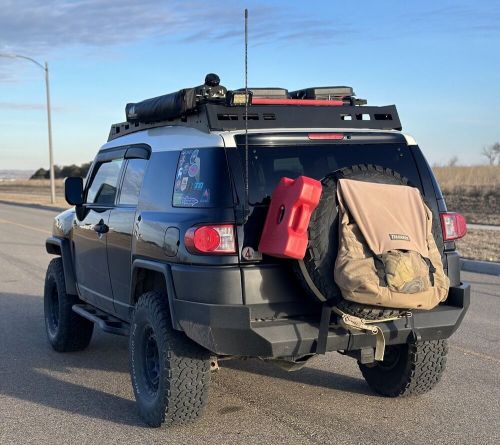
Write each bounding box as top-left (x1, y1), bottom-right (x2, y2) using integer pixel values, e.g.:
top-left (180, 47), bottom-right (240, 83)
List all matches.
top-left (0, 0), bottom-right (499, 171)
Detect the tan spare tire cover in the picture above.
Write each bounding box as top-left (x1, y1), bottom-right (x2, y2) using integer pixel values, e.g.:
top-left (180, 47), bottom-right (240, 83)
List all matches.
top-left (334, 179), bottom-right (449, 310)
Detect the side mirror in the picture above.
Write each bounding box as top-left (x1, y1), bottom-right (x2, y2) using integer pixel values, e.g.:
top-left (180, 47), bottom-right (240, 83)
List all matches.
top-left (65, 177), bottom-right (84, 206)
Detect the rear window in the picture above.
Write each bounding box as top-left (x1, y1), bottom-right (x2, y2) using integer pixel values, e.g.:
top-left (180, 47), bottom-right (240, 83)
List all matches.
top-left (173, 147), bottom-right (232, 208)
top-left (239, 143), bottom-right (421, 204)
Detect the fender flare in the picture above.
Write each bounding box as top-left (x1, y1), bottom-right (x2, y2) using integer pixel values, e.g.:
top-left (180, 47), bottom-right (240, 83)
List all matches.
top-left (45, 236), bottom-right (78, 295)
top-left (130, 259), bottom-right (180, 330)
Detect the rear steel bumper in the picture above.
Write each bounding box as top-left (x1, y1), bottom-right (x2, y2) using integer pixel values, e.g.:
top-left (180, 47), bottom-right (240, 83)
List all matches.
top-left (172, 282), bottom-right (470, 359)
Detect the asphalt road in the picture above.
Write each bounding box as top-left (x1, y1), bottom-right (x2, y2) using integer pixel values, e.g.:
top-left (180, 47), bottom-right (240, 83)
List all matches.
top-left (0, 202), bottom-right (499, 445)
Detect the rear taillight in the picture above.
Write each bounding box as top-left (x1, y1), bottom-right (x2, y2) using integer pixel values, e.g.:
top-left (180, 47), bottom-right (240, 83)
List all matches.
top-left (440, 212), bottom-right (467, 241)
top-left (184, 224), bottom-right (236, 254)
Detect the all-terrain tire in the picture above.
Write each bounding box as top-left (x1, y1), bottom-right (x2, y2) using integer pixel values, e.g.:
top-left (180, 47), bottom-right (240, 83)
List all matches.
top-left (336, 300), bottom-right (405, 321)
top-left (129, 291), bottom-right (211, 427)
top-left (295, 164), bottom-right (411, 318)
top-left (359, 339), bottom-right (448, 396)
top-left (44, 257), bottom-right (94, 352)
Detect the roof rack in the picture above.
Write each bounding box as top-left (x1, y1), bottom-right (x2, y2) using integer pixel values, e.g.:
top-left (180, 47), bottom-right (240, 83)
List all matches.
top-left (108, 103), bottom-right (401, 141)
top-left (108, 74), bottom-right (402, 141)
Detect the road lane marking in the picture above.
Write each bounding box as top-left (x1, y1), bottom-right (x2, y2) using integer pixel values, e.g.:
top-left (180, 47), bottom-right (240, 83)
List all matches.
top-left (0, 217), bottom-right (51, 235)
top-left (451, 345), bottom-right (500, 364)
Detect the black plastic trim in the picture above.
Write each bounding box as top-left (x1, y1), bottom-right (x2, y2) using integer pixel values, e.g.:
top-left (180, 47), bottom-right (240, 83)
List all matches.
top-left (45, 236), bottom-right (78, 295)
top-left (171, 264), bottom-right (243, 305)
top-left (131, 259), bottom-right (180, 330)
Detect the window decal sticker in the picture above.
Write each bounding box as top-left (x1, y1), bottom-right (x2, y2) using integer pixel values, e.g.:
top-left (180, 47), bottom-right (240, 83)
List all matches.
top-left (173, 148), bottom-right (212, 207)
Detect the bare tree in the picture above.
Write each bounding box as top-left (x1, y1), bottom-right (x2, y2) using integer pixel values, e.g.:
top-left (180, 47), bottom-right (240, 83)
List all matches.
top-left (494, 142), bottom-right (500, 165)
top-left (447, 155), bottom-right (459, 167)
top-left (481, 143), bottom-right (499, 165)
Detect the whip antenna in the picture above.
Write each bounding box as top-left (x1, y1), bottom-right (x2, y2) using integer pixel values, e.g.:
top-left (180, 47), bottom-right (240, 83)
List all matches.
top-left (244, 8), bottom-right (250, 221)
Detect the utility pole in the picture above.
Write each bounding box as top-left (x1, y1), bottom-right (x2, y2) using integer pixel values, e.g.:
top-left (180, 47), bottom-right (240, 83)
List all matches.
top-left (0, 54), bottom-right (56, 203)
top-left (44, 62), bottom-right (56, 203)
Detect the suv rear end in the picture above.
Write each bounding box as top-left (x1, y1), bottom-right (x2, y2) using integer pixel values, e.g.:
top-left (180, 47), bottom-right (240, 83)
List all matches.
top-left (45, 76), bottom-right (470, 427)
top-left (166, 129), bottom-right (469, 363)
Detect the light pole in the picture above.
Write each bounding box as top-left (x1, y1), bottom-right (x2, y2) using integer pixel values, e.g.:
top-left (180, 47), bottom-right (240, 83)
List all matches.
top-left (0, 53), bottom-right (56, 204)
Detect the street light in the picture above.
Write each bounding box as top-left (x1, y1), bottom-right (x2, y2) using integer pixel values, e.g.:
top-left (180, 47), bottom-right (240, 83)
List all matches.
top-left (0, 53), bottom-right (56, 204)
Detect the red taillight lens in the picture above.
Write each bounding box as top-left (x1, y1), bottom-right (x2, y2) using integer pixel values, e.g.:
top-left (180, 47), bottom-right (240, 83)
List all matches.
top-left (440, 212), bottom-right (467, 241)
top-left (308, 133), bottom-right (344, 140)
top-left (185, 224), bottom-right (236, 254)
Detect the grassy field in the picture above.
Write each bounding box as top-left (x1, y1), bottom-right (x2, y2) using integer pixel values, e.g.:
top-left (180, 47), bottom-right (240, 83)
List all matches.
top-left (433, 165), bottom-right (499, 262)
top-left (433, 165), bottom-right (499, 190)
top-left (456, 229), bottom-right (500, 263)
top-left (1, 168), bottom-right (498, 262)
top-left (0, 179), bottom-right (67, 208)
top-left (433, 165), bottom-right (499, 225)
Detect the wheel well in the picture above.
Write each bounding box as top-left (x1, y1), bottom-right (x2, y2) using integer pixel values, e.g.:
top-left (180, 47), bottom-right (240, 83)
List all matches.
top-left (132, 268), bottom-right (167, 304)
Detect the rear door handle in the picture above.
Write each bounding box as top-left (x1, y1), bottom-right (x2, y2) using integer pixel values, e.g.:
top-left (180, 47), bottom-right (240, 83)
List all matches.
top-left (93, 219), bottom-right (109, 234)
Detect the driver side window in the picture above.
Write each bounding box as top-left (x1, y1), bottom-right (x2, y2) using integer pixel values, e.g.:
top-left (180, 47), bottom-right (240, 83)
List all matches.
top-left (86, 159), bottom-right (123, 205)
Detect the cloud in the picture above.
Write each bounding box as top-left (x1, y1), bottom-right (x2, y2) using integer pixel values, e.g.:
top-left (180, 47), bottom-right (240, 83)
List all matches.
top-left (398, 4), bottom-right (500, 35)
top-left (0, 0), bottom-right (352, 57)
top-left (1, 1), bottom-right (496, 71)
top-left (0, 101), bottom-right (66, 111)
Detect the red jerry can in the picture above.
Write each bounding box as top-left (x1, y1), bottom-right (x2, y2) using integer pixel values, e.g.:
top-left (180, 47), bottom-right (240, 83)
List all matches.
top-left (258, 176), bottom-right (322, 259)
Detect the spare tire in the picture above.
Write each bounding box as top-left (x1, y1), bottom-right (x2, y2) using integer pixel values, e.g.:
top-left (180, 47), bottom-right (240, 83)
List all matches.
top-left (295, 164), bottom-right (411, 320)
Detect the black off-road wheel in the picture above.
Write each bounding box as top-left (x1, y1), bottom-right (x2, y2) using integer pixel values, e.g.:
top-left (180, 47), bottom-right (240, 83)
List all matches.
top-left (296, 164), bottom-right (415, 319)
top-left (129, 291), bottom-right (211, 427)
top-left (44, 257), bottom-right (94, 352)
top-left (359, 339), bottom-right (448, 396)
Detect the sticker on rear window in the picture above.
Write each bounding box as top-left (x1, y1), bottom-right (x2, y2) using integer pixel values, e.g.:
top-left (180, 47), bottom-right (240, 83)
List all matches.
top-left (173, 149), bottom-right (211, 207)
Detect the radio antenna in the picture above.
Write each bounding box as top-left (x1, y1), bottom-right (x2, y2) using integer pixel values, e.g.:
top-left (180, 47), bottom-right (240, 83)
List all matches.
top-left (244, 8), bottom-right (250, 221)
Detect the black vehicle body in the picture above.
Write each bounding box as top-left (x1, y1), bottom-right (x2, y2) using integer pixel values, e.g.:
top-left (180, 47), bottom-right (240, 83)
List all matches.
top-left (46, 99), bottom-right (470, 364)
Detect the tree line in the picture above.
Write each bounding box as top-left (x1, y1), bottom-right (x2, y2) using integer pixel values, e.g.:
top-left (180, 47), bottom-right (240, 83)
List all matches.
top-left (28, 141), bottom-right (499, 179)
top-left (30, 162), bottom-right (91, 180)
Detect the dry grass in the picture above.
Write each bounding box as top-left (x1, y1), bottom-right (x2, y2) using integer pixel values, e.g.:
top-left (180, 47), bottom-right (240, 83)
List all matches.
top-left (432, 166), bottom-right (499, 225)
top-left (433, 165), bottom-right (500, 194)
top-left (0, 179), bottom-right (67, 208)
top-left (456, 229), bottom-right (500, 263)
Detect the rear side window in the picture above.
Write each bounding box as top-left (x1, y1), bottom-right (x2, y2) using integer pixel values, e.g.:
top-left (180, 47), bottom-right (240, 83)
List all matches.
top-left (119, 159), bottom-right (148, 205)
top-left (173, 147), bottom-right (232, 208)
top-left (86, 159), bottom-right (123, 205)
top-left (240, 143), bottom-right (422, 204)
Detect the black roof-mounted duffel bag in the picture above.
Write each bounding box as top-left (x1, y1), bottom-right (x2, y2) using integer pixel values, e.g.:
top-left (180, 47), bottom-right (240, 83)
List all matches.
top-left (125, 73), bottom-right (227, 123)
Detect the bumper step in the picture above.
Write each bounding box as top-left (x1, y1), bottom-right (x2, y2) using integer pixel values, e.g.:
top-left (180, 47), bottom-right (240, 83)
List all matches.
top-left (72, 304), bottom-right (129, 336)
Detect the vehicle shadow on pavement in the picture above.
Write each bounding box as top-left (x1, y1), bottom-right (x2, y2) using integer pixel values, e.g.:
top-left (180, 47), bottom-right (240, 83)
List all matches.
top-left (0, 292), bottom-right (146, 427)
top-left (222, 358), bottom-right (372, 395)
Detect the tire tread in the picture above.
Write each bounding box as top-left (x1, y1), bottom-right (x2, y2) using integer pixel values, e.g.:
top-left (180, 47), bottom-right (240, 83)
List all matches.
top-left (44, 257), bottom-right (93, 352)
top-left (130, 291), bottom-right (210, 427)
top-left (359, 339), bottom-right (448, 397)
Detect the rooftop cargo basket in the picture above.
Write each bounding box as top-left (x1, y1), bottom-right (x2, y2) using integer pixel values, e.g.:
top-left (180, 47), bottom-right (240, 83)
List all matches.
top-left (108, 74), bottom-right (402, 141)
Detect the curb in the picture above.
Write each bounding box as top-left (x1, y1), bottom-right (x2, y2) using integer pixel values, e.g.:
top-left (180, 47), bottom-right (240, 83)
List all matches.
top-left (460, 259), bottom-right (500, 276)
top-left (0, 200), bottom-right (67, 213)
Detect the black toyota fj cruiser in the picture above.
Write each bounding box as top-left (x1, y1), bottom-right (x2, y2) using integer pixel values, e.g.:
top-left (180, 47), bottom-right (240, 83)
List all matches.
top-left (44, 75), bottom-right (470, 427)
